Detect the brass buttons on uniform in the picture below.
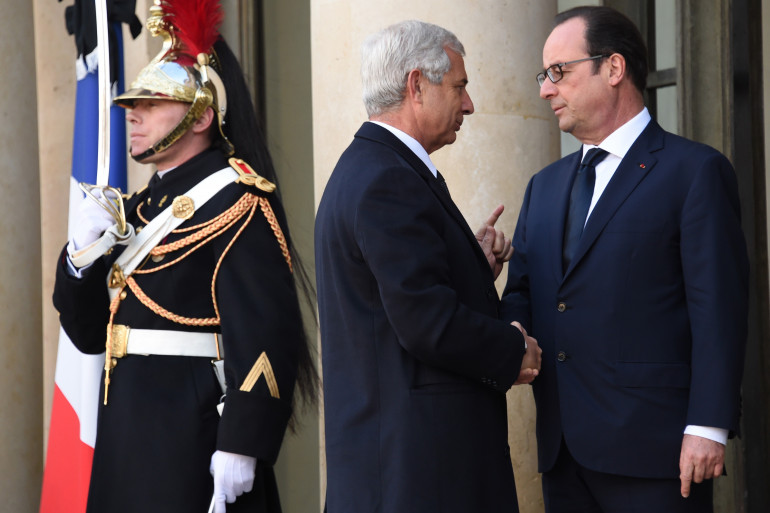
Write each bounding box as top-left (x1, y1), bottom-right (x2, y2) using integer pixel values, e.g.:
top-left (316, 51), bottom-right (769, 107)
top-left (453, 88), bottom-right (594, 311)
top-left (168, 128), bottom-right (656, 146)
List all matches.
top-left (172, 195), bottom-right (195, 219)
top-left (557, 302), bottom-right (567, 312)
top-left (557, 351), bottom-right (568, 362)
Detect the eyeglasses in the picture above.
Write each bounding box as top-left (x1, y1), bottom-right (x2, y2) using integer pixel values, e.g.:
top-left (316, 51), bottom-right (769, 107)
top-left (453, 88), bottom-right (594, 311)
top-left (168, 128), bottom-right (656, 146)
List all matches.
top-left (536, 55), bottom-right (609, 87)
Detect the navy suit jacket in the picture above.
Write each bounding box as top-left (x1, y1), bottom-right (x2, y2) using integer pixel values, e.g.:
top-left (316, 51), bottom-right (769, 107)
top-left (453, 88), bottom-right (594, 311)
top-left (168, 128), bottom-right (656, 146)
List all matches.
top-left (316, 122), bottom-right (526, 512)
top-left (502, 120), bottom-right (749, 479)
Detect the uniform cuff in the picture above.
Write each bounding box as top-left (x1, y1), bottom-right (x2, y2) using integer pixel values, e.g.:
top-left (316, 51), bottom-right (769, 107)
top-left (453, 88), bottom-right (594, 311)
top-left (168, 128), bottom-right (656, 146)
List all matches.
top-left (216, 389), bottom-right (292, 464)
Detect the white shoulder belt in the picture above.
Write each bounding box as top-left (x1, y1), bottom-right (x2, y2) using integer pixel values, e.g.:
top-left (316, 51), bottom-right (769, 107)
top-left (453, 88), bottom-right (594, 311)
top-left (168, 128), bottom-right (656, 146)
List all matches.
top-left (107, 166), bottom-right (238, 300)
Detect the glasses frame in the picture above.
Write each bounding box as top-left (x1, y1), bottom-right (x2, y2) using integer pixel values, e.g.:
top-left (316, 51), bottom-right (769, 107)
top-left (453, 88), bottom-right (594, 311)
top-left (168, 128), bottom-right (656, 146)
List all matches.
top-left (536, 55), bottom-right (609, 87)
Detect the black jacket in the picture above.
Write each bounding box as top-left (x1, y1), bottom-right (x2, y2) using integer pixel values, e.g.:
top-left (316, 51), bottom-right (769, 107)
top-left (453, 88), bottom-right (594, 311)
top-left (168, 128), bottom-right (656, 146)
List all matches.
top-left (54, 149), bottom-right (301, 513)
top-left (316, 123), bottom-right (526, 513)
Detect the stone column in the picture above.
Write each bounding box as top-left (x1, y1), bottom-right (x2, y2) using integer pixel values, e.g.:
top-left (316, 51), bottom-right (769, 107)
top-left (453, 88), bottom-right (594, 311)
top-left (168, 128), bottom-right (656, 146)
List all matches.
top-left (311, 2), bottom-right (558, 512)
top-left (1, 1), bottom-right (44, 511)
top-left (263, 1), bottom-right (321, 512)
top-left (35, 0), bottom-right (76, 460)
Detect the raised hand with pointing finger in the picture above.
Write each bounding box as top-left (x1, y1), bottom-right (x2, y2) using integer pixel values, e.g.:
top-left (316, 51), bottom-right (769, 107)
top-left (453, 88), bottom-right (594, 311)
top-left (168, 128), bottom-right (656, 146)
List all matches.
top-left (476, 204), bottom-right (514, 279)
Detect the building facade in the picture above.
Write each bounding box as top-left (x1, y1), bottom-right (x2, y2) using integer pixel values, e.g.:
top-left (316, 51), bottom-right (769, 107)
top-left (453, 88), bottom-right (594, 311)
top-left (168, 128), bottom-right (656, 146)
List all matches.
top-left (1, 0), bottom-right (767, 512)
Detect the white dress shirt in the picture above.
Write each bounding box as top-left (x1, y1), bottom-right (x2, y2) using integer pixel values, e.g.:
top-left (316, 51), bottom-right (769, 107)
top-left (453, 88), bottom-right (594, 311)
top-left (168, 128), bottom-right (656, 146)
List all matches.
top-left (584, 107), bottom-right (650, 221)
top-left (369, 121), bottom-right (438, 178)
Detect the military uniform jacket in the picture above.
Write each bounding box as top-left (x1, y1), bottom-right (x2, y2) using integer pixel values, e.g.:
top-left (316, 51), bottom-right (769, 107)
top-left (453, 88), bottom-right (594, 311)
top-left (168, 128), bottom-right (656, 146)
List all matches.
top-left (54, 149), bottom-right (302, 513)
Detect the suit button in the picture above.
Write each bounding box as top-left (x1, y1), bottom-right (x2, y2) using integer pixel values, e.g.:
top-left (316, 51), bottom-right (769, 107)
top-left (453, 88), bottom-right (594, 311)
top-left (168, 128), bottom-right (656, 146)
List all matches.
top-left (557, 302), bottom-right (567, 312)
top-left (557, 351), bottom-right (568, 362)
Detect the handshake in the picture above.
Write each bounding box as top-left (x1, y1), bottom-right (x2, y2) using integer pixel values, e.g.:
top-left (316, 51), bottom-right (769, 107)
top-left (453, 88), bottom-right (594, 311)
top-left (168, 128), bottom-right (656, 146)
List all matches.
top-left (512, 321), bottom-right (541, 385)
top-left (474, 205), bottom-right (542, 386)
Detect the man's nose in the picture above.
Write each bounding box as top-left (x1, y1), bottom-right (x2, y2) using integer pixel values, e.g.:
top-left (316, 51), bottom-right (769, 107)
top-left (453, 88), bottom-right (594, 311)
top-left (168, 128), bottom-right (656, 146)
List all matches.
top-left (463, 90), bottom-right (475, 115)
top-left (539, 79), bottom-right (556, 100)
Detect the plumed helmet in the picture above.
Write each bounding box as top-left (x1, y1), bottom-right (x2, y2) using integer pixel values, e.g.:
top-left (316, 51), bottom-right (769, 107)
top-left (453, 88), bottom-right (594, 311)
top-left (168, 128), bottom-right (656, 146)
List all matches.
top-left (114, 0), bottom-right (234, 161)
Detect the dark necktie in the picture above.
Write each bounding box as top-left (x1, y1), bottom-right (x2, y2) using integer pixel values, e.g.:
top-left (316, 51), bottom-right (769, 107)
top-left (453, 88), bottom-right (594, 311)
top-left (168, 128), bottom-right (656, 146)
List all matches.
top-left (562, 148), bottom-right (608, 272)
top-left (436, 171), bottom-right (451, 198)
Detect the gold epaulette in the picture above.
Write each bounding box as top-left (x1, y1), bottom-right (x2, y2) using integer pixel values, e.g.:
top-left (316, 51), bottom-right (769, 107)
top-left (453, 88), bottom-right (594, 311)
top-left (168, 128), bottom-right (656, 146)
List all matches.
top-left (229, 157), bottom-right (276, 193)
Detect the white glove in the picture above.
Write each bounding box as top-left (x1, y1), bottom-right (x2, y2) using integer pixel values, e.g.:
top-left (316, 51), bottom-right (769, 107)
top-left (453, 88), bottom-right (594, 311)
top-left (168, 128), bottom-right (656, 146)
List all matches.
top-left (70, 191), bottom-right (119, 250)
top-left (209, 450), bottom-right (257, 512)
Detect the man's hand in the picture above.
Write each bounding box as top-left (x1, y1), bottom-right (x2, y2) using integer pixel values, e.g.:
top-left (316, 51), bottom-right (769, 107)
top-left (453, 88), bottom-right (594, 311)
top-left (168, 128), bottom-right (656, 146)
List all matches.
top-left (512, 321), bottom-right (541, 385)
top-left (476, 204), bottom-right (514, 279)
top-left (71, 192), bottom-right (119, 251)
top-left (679, 434), bottom-right (725, 498)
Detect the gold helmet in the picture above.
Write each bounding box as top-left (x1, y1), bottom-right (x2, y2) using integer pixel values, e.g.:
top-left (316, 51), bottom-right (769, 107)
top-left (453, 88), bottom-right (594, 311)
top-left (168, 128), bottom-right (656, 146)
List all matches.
top-left (114, 0), bottom-right (234, 161)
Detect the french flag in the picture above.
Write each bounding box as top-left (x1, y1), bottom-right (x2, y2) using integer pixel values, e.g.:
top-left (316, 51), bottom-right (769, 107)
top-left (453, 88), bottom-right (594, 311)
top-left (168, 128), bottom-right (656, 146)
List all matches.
top-left (39, 12), bottom-right (128, 513)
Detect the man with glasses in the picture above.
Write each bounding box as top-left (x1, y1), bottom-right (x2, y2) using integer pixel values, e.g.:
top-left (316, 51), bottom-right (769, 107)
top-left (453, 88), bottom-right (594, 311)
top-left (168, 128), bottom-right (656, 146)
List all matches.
top-left (502, 6), bottom-right (748, 512)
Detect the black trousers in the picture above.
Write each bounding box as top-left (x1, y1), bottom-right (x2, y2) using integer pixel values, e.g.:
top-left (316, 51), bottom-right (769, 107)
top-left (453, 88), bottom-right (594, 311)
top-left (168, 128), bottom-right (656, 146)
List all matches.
top-left (542, 439), bottom-right (713, 513)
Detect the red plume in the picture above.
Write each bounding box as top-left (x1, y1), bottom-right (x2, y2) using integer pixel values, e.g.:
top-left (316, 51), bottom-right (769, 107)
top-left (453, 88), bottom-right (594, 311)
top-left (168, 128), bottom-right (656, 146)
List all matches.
top-left (163, 0), bottom-right (224, 59)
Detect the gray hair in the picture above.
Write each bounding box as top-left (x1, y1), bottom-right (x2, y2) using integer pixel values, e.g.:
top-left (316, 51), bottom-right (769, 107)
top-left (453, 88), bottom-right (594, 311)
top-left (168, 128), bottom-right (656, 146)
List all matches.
top-left (361, 20), bottom-right (465, 117)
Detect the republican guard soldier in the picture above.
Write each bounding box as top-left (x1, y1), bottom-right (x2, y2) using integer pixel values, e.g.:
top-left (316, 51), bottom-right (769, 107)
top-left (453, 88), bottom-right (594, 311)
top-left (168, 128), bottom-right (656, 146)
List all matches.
top-left (53, 1), bottom-right (316, 511)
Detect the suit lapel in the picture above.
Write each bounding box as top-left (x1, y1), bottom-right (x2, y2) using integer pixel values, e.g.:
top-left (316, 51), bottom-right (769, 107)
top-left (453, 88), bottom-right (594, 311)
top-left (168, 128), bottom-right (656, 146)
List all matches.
top-left (427, 173), bottom-right (472, 234)
top-left (563, 122), bottom-right (664, 279)
top-left (355, 122), bottom-right (491, 272)
top-left (551, 151), bottom-right (582, 281)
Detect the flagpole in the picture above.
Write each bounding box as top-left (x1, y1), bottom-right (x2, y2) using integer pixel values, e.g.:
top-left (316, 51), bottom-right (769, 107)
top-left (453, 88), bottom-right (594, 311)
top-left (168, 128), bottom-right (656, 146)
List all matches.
top-left (40, 2), bottom-right (134, 511)
top-left (94, 0), bottom-right (111, 186)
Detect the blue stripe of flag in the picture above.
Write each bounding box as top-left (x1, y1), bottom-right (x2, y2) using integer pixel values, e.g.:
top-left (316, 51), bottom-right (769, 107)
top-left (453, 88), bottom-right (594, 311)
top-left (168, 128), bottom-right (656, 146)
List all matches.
top-left (71, 22), bottom-right (127, 192)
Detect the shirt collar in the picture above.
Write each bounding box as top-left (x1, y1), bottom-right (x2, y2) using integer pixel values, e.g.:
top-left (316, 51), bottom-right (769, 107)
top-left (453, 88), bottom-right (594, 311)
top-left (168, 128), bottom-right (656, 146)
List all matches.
top-left (584, 107), bottom-right (651, 159)
top-left (369, 121), bottom-right (438, 177)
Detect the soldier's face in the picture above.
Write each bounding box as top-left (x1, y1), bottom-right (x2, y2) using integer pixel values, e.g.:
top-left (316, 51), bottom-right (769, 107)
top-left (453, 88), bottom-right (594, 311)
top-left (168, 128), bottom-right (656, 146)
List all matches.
top-left (126, 98), bottom-right (189, 160)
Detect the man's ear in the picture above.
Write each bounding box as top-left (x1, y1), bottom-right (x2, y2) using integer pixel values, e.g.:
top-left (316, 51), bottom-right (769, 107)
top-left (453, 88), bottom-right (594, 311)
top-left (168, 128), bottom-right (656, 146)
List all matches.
top-left (406, 69), bottom-right (424, 104)
top-left (607, 53), bottom-right (626, 87)
top-left (192, 106), bottom-right (215, 134)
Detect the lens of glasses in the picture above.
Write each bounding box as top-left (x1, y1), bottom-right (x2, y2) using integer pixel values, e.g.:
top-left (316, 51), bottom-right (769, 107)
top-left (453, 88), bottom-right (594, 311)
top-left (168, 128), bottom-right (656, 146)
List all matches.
top-left (536, 73), bottom-right (546, 86)
top-left (546, 65), bottom-right (561, 84)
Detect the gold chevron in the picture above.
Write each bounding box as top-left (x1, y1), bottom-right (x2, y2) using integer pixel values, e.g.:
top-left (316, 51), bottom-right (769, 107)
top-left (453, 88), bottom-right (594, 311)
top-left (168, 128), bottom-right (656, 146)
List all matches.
top-left (239, 351), bottom-right (280, 398)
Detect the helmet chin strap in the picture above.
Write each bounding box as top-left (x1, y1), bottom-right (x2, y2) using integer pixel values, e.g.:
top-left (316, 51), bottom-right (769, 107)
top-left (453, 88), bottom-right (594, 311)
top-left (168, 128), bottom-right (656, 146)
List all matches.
top-left (130, 88), bottom-right (214, 163)
top-left (130, 144), bottom-right (160, 163)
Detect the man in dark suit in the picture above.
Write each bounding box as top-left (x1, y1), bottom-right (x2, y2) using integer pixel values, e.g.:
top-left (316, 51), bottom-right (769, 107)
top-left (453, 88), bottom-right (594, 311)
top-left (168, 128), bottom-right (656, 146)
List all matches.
top-left (316, 19), bottom-right (541, 513)
top-left (502, 6), bottom-right (749, 513)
